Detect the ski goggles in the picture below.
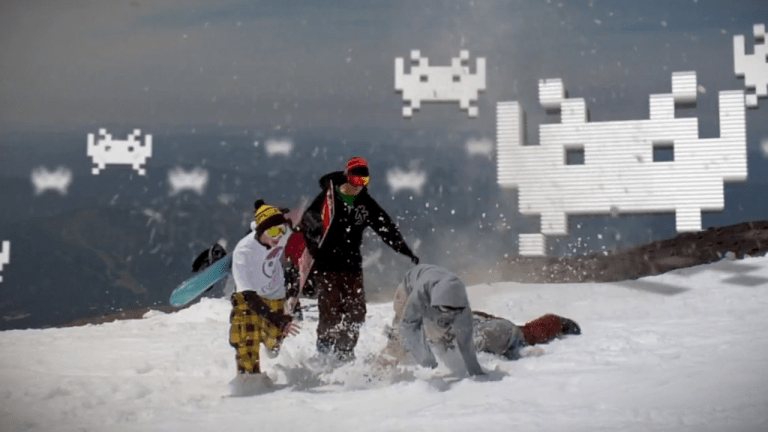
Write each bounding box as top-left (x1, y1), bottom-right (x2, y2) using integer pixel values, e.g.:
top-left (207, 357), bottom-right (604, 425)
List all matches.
top-left (348, 175), bottom-right (370, 187)
top-left (434, 305), bottom-right (465, 314)
top-left (265, 224), bottom-right (287, 239)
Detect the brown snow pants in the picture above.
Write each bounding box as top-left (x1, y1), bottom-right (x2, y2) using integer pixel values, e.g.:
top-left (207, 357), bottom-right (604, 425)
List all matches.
top-left (520, 314), bottom-right (565, 345)
top-left (314, 270), bottom-right (366, 360)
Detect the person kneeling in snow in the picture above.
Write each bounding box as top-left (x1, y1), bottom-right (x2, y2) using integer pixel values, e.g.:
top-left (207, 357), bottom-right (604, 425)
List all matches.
top-left (379, 264), bottom-right (580, 373)
top-left (228, 200), bottom-right (300, 396)
top-left (390, 264), bottom-right (486, 376)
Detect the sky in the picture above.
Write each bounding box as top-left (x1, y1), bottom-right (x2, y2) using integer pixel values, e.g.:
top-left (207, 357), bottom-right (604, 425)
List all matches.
top-left (2, 254), bottom-right (767, 431)
top-left (0, 0), bottom-right (767, 278)
top-left (1, 0), bottom-right (767, 138)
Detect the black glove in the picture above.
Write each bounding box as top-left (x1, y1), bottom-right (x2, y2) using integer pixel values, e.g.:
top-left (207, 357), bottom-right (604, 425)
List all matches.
top-left (410, 255), bottom-right (420, 265)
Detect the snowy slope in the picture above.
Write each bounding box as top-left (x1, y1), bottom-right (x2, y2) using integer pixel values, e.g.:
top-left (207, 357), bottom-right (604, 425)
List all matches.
top-left (2, 256), bottom-right (768, 432)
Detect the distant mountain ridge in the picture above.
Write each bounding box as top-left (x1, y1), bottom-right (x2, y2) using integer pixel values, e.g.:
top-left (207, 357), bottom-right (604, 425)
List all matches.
top-left (1, 131), bottom-right (766, 330)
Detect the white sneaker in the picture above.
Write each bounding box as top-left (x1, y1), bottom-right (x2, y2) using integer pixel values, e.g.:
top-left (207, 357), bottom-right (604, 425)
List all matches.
top-left (229, 373), bottom-right (274, 397)
top-left (264, 347), bottom-right (280, 359)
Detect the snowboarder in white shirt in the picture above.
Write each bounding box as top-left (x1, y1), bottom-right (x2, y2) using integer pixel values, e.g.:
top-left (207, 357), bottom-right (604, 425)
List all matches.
top-left (228, 200), bottom-right (300, 396)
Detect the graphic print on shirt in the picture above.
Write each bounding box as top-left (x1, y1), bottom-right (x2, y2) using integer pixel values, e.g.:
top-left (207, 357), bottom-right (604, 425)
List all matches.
top-left (262, 246), bottom-right (285, 278)
top-left (354, 206), bottom-right (369, 226)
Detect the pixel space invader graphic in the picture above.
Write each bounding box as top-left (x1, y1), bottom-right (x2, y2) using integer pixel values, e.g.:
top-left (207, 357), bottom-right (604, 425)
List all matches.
top-left (386, 167), bottom-right (428, 195)
top-left (168, 167), bottom-right (209, 196)
top-left (395, 50), bottom-right (486, 118)
top-left (497, 71), bottom-right (747, 256)
top-left (31, 166), bottom-right (73, 196)
top-left (733, 23), bottom-right (768, 108)
top-left (0, 241), bottom-right (9, 283)
top-left (87, 129), bottom-right (153, 176)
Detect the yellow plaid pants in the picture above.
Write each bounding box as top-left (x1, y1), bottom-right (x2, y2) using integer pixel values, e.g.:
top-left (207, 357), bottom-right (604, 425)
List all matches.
top-left (229, 292), bottom-right (285, 374)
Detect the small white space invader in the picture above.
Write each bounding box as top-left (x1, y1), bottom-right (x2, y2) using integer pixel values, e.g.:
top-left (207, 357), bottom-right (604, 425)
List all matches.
top-left (30, 166), bottom-right (73, 195)
top-left (395, 50), bottom-right (486, 117)
top-left (0, 241), bottom-right (9, 283)
top-left (168, 167), bottom-right (208, 196)
top-left (264, 139), bottom-right (294, 157)
top-left (386, 167), bottom-right (428, 195)
top-left (466, 138), bottom-right (494, 159)
top-left (497, 71), bottom-right (747, 256)
top-left (734, 23), bottom-right (768, 108)
top-left (87, 129), bottom-right (153, 175)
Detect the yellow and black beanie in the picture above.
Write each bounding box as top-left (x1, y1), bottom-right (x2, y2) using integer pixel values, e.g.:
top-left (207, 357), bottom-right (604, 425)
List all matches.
top-left (254, 199), bottom-right (288, 238)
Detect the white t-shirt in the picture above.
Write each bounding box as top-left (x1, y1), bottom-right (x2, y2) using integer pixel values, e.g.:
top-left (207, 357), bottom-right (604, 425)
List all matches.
top-left (231, 230), bottom-right (286, 299)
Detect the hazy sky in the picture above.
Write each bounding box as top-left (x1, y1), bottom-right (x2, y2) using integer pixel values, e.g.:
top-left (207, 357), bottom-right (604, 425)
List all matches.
top-left (2, 0), bottom-right (766, 138)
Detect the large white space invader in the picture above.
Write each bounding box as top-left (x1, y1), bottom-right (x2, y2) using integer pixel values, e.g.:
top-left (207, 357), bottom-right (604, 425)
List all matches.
top-left (87, 129), bottom-right (152, 176)
top-left (30, 166), bottom-right (73, 195)
top-left (497, 71), bottom-right (747, 256)
top-left (168, 167), bottom-right (208, 196)
top-left (0, 241), bottom-right (9, 283)
top-left (734, 23), bottom-right (768, 108)
top-left (395, 50), bottom-right (486, 117)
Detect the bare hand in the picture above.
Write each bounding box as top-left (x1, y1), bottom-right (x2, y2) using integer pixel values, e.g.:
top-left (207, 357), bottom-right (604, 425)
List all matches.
top-left (282, 321), bottom-right (300, 337)
top-left (285, 298), bottom-right (298, 315)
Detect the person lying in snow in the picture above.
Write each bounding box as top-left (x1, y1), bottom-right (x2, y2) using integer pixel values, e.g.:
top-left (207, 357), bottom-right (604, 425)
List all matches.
top-left (377, 264), bottom-right (581, 375)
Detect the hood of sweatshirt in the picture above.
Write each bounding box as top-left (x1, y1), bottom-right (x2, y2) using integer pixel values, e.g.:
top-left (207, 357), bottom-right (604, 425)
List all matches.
top-left (430, 273), bottom-right (469, 308)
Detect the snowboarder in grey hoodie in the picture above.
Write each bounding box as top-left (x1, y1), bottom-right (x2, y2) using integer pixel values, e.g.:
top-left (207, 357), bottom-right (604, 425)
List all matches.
top-left (387, 264), bottom-right (581, 374)
top-left (398, 264), bottom-right (485, 376)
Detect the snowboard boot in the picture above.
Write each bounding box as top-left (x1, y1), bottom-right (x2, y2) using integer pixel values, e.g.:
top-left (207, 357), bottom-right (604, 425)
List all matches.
top-left (335, 349), bottom-right (356, 364)
top-left (229, 372), bottom-right (274, 397)
top-left (560, 316), bottom-right (581, 335)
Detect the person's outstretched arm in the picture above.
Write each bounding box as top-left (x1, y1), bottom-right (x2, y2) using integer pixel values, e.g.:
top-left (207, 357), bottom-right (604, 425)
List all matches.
top-left (398, 290), bottom-right (437, 369)
top-left (454, 308), bottom-right (485, 376)
top-left (367, 199), bottom-right (418, 263)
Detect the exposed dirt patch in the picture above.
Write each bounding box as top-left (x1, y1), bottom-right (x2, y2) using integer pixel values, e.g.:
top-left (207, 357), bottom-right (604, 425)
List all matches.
top-left (461, 220), bottom-right (768, 285)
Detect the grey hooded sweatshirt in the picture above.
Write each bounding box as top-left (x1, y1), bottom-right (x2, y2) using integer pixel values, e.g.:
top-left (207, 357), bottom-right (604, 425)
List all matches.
top-left (398, 264), bottom-right (484, 376)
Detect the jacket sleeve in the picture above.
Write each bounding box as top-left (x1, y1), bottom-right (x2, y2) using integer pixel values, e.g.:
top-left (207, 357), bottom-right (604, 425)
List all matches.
top-left (283, 261), bottom-right (300, 299)
top-left (454, 308), bottom-right (485, 376)
top-left (241, 291), bottom-right (292, 330)
top-left (398, 288), bottom-right (438, 369)
top-left (366, 199), bottom-right (415, 259)
top-left (299, 191), bottom-right (327, 257)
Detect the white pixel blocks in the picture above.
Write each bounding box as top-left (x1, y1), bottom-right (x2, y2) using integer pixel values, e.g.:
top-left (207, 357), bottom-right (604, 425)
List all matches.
top-left (734, 23), bottom-right (768, 108)
top-left (538, 79), bottom-right (566, 110)
top-left (395, 50), bottom-right (486, 117)
top-left (0, 241), bottom-right (9, 283)
top-left (168, 167), bottom-right (209, 196)
top-left (498, 72), bottom-right (747, 256)
top-left (87, 129), bottom-right (153, 176)
top-left (31, 166), bottom-right (73, 195)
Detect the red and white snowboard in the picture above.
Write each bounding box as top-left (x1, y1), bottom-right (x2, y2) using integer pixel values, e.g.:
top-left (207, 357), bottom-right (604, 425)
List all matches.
top-left (285, 181), bottom-right (335, 308)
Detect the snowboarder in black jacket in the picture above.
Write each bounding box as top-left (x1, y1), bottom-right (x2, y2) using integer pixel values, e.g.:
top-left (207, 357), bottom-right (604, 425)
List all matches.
top-left (300, 157), bottom-right (419, 361)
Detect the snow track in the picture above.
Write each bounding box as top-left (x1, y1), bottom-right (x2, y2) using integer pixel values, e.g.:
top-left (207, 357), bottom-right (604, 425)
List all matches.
top-left (2, 256), bottom-right (768, 432)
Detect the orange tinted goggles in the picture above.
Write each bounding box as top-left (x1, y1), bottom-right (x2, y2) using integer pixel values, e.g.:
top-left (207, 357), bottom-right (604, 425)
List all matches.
top-left (348, 175), bottom-right (370, 187)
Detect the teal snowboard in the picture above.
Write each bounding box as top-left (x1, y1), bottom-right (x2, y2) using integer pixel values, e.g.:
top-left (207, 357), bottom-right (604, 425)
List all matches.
top-left (170, 255), bottom-right (232, 307)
